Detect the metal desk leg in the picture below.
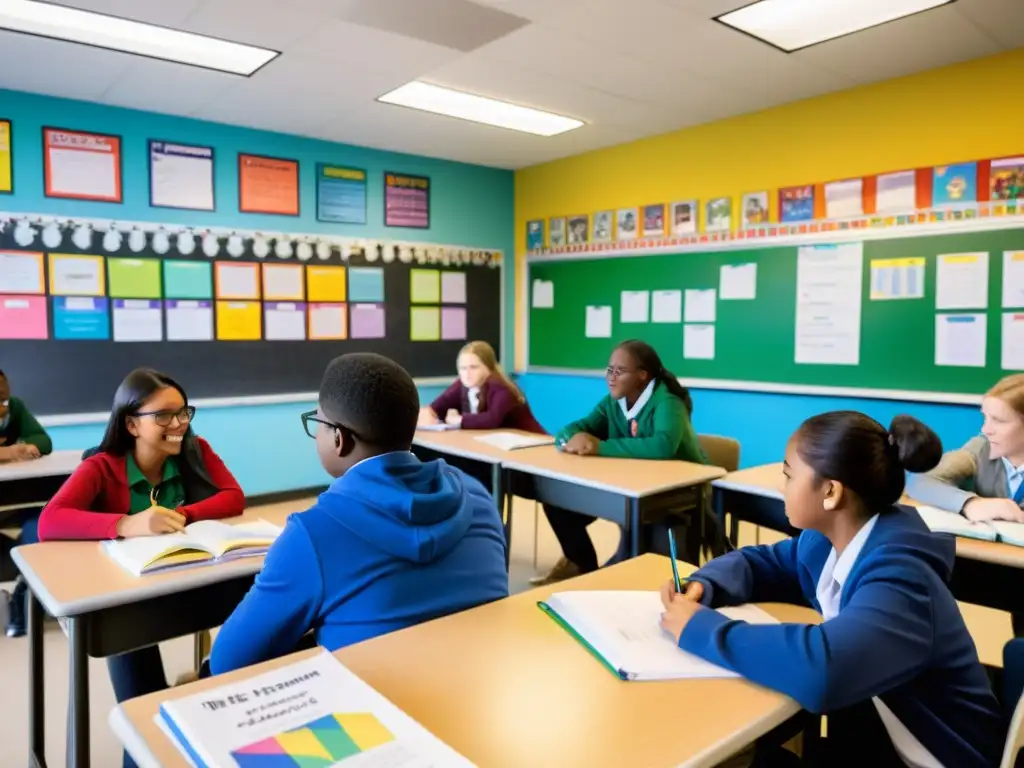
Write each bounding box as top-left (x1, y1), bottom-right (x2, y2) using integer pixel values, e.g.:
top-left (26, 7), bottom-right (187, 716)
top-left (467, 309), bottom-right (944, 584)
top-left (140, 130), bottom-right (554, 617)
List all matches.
top-left (28, 589), bottom-right (46, 768)
top-left (492, 465), bottom-right (510, 571)
top-left (629, 498), bottom-right (640, 559)
top-left (67, 616), bottom-right (90, 768)
top-left (698, 484), bottom-right (707, 563)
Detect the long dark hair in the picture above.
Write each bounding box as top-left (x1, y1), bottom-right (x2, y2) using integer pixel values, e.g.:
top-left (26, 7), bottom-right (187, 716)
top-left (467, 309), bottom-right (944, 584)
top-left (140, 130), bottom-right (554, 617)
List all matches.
top-left (796, 411), bottom-right (942, 511)
top-left (617, 340), bottom-right (693, 415)
top-left (93, 368), bottom-right (218, 502)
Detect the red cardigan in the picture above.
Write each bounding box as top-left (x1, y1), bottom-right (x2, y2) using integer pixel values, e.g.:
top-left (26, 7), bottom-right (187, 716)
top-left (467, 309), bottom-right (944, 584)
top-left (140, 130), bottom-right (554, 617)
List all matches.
top-left (38, 437), bottom-right (244, 541)
top-left (430, 378), bottom-right (546, 434)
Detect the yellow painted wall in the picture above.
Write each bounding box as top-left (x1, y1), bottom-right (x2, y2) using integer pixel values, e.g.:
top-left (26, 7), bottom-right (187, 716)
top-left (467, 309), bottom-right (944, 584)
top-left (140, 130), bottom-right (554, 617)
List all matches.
top-left (513, 47), bottom-right (1024, 369)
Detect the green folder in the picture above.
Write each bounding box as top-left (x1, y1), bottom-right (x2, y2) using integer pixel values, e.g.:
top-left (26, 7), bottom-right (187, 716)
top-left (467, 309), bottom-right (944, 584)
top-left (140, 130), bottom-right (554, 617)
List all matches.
top-left (537, 601), bottom-right (628, 680)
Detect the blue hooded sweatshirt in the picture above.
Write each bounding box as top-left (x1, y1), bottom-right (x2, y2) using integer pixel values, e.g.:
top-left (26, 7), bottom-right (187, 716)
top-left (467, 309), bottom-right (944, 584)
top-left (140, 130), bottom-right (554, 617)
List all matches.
top-left (210, 452), bottom-right (509, 675)
top-left (679, 505), bottom-right (1001, 767)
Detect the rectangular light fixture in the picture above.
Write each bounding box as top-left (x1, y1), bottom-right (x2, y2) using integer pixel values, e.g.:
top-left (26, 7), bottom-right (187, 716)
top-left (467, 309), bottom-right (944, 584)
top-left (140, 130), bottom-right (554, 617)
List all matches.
top-left (715, 0), bottom-right (955, 53)
top-left (378, 82), bottom-right (583, 137)
top-left (0, 0), bottom-right (279, 76)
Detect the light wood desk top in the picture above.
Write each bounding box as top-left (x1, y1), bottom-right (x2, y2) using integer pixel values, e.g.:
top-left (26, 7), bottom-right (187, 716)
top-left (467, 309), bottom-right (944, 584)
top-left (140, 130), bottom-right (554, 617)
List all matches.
top-left (11, 506), bottom-right (293, 618)
top-left (0, 449), bottom-right (82, 481)
top-left (112, 554), bottom-right (820, 768)
top-left (714, 463), bottom-right (1024, 568)
top-left (503, 445), bottom-right (726, 498)
top-left (412, 428), bottom-right (549, 464)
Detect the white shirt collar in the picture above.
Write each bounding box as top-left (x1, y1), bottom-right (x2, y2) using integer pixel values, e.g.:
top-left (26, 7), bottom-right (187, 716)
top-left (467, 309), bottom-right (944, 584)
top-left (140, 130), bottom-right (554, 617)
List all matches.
top-left (816, 514), bottom-right (880, 620)
top-left (1002, 456), bottom-right (1024, 480)
top-left (348, 450), bottom-right (413, 473)
top-left (618, 379), bottom-right (655, 420)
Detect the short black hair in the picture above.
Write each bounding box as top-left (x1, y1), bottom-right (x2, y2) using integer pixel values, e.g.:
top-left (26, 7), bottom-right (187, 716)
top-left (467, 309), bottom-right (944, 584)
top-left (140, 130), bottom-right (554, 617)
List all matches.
top-left (318, 353), bottom-right (419, 450)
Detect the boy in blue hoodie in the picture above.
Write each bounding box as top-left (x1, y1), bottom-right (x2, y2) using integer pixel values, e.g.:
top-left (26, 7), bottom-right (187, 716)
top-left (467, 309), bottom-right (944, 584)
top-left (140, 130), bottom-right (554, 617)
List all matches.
top-left (210, 353), bottom-right (509, 674)
top-left (660, 411), bottom-right (1001, 768)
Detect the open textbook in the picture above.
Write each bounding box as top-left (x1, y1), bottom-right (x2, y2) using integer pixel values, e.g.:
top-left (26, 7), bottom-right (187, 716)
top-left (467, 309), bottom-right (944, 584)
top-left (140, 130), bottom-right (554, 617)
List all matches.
top-left (158, 649), bottom-right (474, 768)
top-left (915, 504), bottom-right (1024, 547)
top-left (472, 432), bottom-right (553, 451)
top-left (103, 520), bottom-right (282, 576)
top-left (540, 590), bottom-right (777, 681)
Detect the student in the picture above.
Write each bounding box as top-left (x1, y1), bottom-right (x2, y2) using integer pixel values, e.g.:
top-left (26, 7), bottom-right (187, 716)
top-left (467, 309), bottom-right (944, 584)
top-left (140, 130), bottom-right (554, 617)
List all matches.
top-left (659, 411), bottom-right (1001, 767)
top-left (1, 369), bottom-right (53, 637)
top-left (531, 339), bottom-right (704, 585)
top-left (38, 368), bottom-right (243, 767)
top-left (209, 352), bottom-right (509, 675)
top-left (419, 340), bottom-right (544, 432)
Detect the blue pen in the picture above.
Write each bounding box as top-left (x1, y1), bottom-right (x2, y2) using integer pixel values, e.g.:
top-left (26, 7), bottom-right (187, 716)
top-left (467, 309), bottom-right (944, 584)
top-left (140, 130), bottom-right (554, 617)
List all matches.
top-left (667, 529), bottom-right (682, 593)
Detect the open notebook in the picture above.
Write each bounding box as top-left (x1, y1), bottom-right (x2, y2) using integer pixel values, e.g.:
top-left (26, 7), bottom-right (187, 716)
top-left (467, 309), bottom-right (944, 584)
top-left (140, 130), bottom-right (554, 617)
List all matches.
top-left (473, 432), bottom-right (554, 451)
top-left (103, 520), bottom-right (282, 576)
top-left (540, 590), bottom-right (777, 681)
top-left (915, 505), bottom-right (1024, 547)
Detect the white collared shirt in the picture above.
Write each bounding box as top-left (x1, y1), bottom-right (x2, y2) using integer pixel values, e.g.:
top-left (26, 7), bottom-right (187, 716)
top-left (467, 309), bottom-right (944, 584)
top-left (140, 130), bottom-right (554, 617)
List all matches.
top-left (815, 515), bottom-right (944, 768)
top-left (1002, 457), bottom-right (1024, 500)
top-left (618, 379), bottom-right (655, 420)
top-left (347, 450), bottom-right (413, 473)
top-left (468, 387), bottom-right (481, 414)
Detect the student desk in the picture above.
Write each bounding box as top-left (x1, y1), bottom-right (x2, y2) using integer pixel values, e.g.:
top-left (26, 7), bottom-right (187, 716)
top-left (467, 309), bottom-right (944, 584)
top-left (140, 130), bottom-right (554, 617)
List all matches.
top-left (0, 450), bottom-right (81, 521)
top-left (713, 464), bottom-right (1024, 614)
top-left (503, 447), bottom-right (726, 560)
top-left (11, 507), bottom-right (293, 768)
top-left (111, 554), bottom-right (821, 768)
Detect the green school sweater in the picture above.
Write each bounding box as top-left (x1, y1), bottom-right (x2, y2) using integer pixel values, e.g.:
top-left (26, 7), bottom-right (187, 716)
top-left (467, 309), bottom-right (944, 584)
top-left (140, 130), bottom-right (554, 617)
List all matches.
top-left (554, 382), bottom-right (705, 462)
top-left (0, 397), bottom-right (53, 455)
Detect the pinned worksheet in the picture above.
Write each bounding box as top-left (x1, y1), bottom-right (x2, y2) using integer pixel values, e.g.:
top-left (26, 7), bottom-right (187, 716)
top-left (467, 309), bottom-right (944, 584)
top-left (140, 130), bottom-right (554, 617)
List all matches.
top-left (585, 305), bottom-right (612, 338)
top-left (1004, 313), bottom-right (1024, 371)
top-left (112, 300), bottom-right (163, 342)
top-left (936, 252), bottom-right (989, 310)
top-left (620, 290), bottom-right (650, 323)
top-left (49, 254), bottom-right (105, 296)
top-left (795, 243), bottom-right (863, 365)
top-left (262, 264), bottom-right (305, 302)
top-left (870, 258), bottom-right (925, 300)
top-left (719, 263), bottom-right (757, 300)
top-left (1004, 251), bottom-right (1024, 309)
top-left (935, 314), bottom-right (986, 367)
top-left (215, 263), bottom-right (260, 300)
top-left (264, 302), bottom-right (307, 341)
top-left (308, 303), bottom-right (347, 340)
top-left (651, 290), bottom-right (682, 323)
top-left (532, 279), bottom-right (554, 309)
top-left (684, 324), bottom-right (715, 359)
top-left (684, 289), bottom-right (716, 323)
top-left (0, 251), bottom-right (44, 294)
top-left (166, 300), bottom-right (214, 341)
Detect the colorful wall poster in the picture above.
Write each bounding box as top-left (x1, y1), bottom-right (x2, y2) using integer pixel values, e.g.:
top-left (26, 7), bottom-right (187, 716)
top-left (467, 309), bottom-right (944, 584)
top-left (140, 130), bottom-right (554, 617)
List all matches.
top-left (705, 197), bottom-right (731, 233)
top-left (308, 303), bottom-right (347, 340)
top-left (264, 302), bottom-right (307, 341)
top-left (441, 307), bottom-right (467, 340)
top-left (778, 186), bottom-right (814, 223)
top-left (347, 267), bottom-right (384, 303)
top-left (48, 254), bottom-right (105, 296)
top-left (526, 220), bottom-right (545, 251)
top-left (0, 296), bottom-right (47, 339)
top-left (163, 261), bottom-right (213, 300)
top-left (43, 128), bottom-right (122, 202)
top-left (549, 216), bottom-right (567, 246)
top-left (238, 154), bottom-right (299, 216)
top-left (441, 272), bottom-right (466, 304)
top-left (824, 179), bottom-right (863, 219)
top-left (742, 191), bottom-right (770, 226)
top-left (53, 297), bottom-right (110, 340)
top-left (870, 258), bottom-right (925, 300)
top-left (108, 258), bottom-right (162, 299)
top-left (410, 306), bottom-right (441, 341)
top-left (670, 201), bottom-right (697, 236)
top-left (410, 269), bottom-right (440, 304)
top-left (592, 210), bottom-right (613, 243)
top-left (215, 301), bottom-right (261, 340)
top-left (616, 208), bottom-right (638, 241)
top-left (642, 204), bottom-right (665, 238)
top-left (990, 157), bottom-right (1024, 201)
top-left (262, 264), bottom-right (305, 301)
top-left (303, 265), bottom-right (345, 303)
top-left (112, 299), bottom-right (163, 342)
top-left (875, 170), bottom-right (916, 213)
top-left (932, 163), bottom-right (977, 206)
top-left (384, 172), bottom-right (430, 228)
top-left (149, 140), bottom-right (215, 211)
top-left (317, 164), bottom-right (367, 224)
top-left (166, 300), bottom-right (214, 341)
top-left (567, 214), bottom-right (589, 244)
top-left (0, 119), bottom-right (11, 193)
top-left (0, 251), bottom-right (44, 294)
top-left (215, 262), bottom-right (260, 300)
top-left (350, 303), bottom-right (386, 339)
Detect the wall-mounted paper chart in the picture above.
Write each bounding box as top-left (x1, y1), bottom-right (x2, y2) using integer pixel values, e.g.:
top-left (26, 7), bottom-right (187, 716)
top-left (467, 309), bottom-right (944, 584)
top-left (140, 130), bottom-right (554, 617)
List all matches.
top-left (585, 305), bottom-right (612, 338)
top-left (684, 324), bottom-right (715, 360)
top-left (532, 279), bottom-right (554, 309)
top-left (1004, 314), bottom-right (1024, 371)
top-left (719, 263), bottom-right (757, 300)
top-left (215, 263), bottom-right (260, 300)
top-left (0, 296), bottom-right (47, 339)
top-left (652, 290), bottom-right (682, 323)
top-left (262, 264), bottom-right (305, 301)
top-left (0, 252), bottom-right (44, 294)
top-left (684, 289), bottom-right (716, 323)
top-left (936, 252), bottom-right (988, 310)
top-left (410, 269), bottom-right (440, 304)
top-left (350, 304), bottom-right (386, 339)
top-left (795, 242), bottom-right (863, 365)
top-left (411, 306), bottom-right (441, 341)
top-left (108, 258), bottom-right (162, 299)
top-left (306, 266), bottom-right (347, 303)
top-left (215, 301), bottom-right (261, 340)
top-left (1003, 251), bottom-right (1024, 308)
top-left (385, 172), bottom-right (430, 228)
top-left (265, 302), bottom-right (307, 341)
top-left (149, 141), bottom-right (214, 211)
top-left (43, 128), bottom-right (122, 202)
top-left (348, 267), bottom-right (384, 303)
top-left (935, 313), bottom-right (986, 367)
top-left (53, 297), bottom-right (109, 340)
top-left (49, 254), bottom-right (105, 296)
top-left (620, 290), bottom-right (650, 324)
top-left (309, 303), bottom-right (347, 340)
top-left (163, 261), bottom-right (213, 299)
top-left (113, 299), bottom-right (163, 342)
top-left (317, 164), bottom-right (366, 224)
top-left (441, 272), bottom-right (467, 304)
top-left (441, 307), bottom-right (467, 340)
top-left (876, 170), bottom-right (916, 213)
top-left (238, 154), bottom-right (299, 216)
top-left (166, 300), bottom-right (213, 341)
top-left (870, 257), bottom-right (925, 300)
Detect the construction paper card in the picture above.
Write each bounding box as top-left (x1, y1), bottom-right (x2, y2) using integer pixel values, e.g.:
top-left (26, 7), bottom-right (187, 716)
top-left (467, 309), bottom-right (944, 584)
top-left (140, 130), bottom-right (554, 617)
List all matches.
top-left (262, 264), bottom-right (305, 301)
top-left (0, 119), bottom-right (11, 193)
top-left (306, 266), bottom-right (347, 302)
top-left (410, 306), bottom-right (441, 341)
top-left (349, 304), bottom-right (385, 339)
top-left (48, 254), bottom-right (105, 296)
top-left (441, 307), bottom-right (467, 340)
top-left (215, 263), bottom-right (260, 300)
top-left (163, 260), bottom-right (213, 300)
top-left (215, 301), bottom-right (261, 340)
top-left (0, 252), bottom-right (44, 294)
top-left (112, 299), bottom-right (163, 342)
top-left (308, 303), bottom-right (347, 340)
top-left (441, 272), bottom-right (466, 304)
top-left (410, 269), bottom-right (440, 304)
top-left (166, 300), bottom-right (214, 341)
top-left (239, 154), bottom-right (299, 216)
top-left (0, 296), bottom-right (48, 339)
top-left (108, 258), bottom-right (162, 299)
top-left (348, 267), bottom-right (384, 303)
top-left (53, 296), bottom-right (109, 339)
top-left (264, 302), bottom-right (307, 341)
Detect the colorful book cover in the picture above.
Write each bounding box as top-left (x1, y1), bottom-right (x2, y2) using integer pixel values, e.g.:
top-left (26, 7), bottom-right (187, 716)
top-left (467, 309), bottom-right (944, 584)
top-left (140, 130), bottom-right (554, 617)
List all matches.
top-left (991, 157), bottom-right (1024, 201)
top-left (616, 208), bottom-right (638, 241)
top-left (642, 204), bottom-right (665, 238)
top-left (592, 210), bottom-right (613, 243)
top-left (567, 214), bottom-right (589, 244)
top-left (231, 713), bottom-right (394, 767)
top-left (549, 217), bottom-right (566, 247)
top-left (742, 191), bottom-right (770, 226)
top-left (933, 162), bottom-right (977, 206)
top-left (525, 219), bottom-right (544, 251)
top-left (705, 197), bottom-right (731, 233)
top-left (779, 186), bottom-right (814, 222)
top-left (670, 201), bottom-right (697, 235)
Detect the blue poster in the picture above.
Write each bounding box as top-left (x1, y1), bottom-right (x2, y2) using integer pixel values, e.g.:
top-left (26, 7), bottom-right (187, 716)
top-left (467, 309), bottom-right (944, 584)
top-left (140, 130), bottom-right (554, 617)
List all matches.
top-left (53, 297), bottom-right (110, 340)
top-left (348, 267), bottom-right (385, 303)
top-left (933, 163), bottom-right (977, 206)
top-left (317, 164), bottom-right (367, 224)
top-left (526, 219), bottom-right (544, 251)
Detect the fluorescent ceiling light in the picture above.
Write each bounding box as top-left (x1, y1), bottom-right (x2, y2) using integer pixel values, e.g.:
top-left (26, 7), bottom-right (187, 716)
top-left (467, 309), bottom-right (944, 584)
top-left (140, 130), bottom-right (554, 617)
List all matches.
top-left (716, 0), bottom-right (955, 52)
top-left (378, 82), bottom-right (583, 137)
top-left (0, 0), bottom-right (279, 75)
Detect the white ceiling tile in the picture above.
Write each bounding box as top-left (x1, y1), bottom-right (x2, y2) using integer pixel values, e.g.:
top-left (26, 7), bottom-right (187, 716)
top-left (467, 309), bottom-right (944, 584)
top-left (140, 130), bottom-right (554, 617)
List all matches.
top-left (98, 60), bottom-right (238, 116)
top-left (661, 0), bottom-right (752, 17)
top-left (48, 0), bottom-right (205, 26)
top-left (464, 0), bottom-right (589, 23)
top-left (0, 31), bottom-right (132, 102)
top-left (955, 0), bottom-right (1024, 49)
top-left (179, 0), bottom-right (327, 50)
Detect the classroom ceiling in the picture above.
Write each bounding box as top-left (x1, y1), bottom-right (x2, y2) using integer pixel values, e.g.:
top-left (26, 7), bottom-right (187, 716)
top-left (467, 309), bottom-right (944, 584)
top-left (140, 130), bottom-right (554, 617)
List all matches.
top-left (1, 0), bottom-right (1022, 169)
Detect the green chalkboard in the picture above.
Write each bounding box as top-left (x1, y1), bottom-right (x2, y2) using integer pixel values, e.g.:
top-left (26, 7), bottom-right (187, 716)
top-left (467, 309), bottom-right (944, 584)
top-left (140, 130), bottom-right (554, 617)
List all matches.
top-left (528, 227), bottom-right (1024, 398)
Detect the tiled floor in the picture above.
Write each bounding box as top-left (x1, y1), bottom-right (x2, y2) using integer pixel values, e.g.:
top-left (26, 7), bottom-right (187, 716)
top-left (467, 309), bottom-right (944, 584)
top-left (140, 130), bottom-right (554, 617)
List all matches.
top-left (0, 498), bottom-right (1011, 766)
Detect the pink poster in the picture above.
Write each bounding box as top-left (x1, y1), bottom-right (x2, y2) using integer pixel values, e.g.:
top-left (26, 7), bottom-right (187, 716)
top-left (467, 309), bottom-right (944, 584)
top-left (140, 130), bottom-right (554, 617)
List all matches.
top-left (441, 307), bottom-right (467, 340)
top-left (0, 295), bottom-right (48, 339)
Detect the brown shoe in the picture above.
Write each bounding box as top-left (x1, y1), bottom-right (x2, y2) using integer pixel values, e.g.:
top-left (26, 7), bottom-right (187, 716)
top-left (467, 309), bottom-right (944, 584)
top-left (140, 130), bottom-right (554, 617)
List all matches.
top-left (529, 557), bottom-right (581, 586)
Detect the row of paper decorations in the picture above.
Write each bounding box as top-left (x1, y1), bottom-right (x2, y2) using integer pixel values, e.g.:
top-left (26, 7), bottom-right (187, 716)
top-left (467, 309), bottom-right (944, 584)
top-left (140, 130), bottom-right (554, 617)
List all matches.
top-left (526, 155), bottom-right (1024, 253)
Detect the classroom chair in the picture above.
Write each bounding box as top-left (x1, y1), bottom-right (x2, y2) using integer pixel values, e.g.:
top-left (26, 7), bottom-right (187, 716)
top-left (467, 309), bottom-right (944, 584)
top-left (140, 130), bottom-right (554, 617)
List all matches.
top-left (698, 433), bottom-right (741, 558)
top-left (1002, 638), bottom-right (1024, 768)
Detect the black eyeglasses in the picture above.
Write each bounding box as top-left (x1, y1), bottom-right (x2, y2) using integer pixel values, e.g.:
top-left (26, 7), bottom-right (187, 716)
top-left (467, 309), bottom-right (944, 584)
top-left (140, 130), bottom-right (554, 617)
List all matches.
top-left (134, 405), bottom-right (195, 427)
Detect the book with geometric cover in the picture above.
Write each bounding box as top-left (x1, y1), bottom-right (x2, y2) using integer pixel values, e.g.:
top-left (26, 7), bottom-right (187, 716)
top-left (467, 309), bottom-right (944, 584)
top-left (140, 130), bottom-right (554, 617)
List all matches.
top-left (231, 713), bottom-right (395, 767)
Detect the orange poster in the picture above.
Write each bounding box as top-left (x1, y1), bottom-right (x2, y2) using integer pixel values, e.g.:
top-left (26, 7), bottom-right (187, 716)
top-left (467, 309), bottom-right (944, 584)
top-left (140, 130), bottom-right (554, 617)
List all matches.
top-left (238, 153), bottom-right (299, 216)
top-left (43, 127), bottom-right (122, 202)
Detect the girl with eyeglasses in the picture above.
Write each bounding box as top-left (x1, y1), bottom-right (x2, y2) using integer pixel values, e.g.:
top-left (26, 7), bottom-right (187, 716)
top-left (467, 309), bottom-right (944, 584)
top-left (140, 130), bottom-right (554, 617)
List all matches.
top-left (38, 367), bottom-right (242, 768)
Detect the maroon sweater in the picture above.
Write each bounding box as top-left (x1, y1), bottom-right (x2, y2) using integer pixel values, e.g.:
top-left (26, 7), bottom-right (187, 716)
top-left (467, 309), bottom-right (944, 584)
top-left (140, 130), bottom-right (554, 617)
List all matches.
top-left (431, 378), bottom-right (546, 434)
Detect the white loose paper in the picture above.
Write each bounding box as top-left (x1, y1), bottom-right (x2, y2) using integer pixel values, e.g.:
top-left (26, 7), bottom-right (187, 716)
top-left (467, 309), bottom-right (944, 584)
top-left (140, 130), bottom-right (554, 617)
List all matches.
top-left (719, 263), bottom-right (757, 300)
top-left (585, 305), bottom-right (612, 338)
top-left (795, 243), bottom-right (863, 365)
top-left (150, 143), bottom-right (214, 211)
top-left (0, 252), bottom-right (43, 294)
top-left (264, 303), bottom-right (306, 341)
top-left (684, 289), bottom-right (716, 323)
top-left (935, 314), bottom-right (986, 367)
top-left (532, 279), bottom-right (554, 309)
top-left (876, 170), bottom-right (916, 213)
top-left (262, 265), bottom-right (303, 300)
top-left (936, 252), bottom-right (989, 310)
top-left (217, 264), bottom-right (259, 299)
top-left (441, 271), bottom-right (467, 304)
top-left (824, 179), bottom-right (863, 219)
top-left (166, 301), bottom-right (213, 341)
top-left (651, 290), bottom-right (682, 324)
top-left (684, 324), bottom-right (715, 359)
top-left (620, 290), bottom-right (650, 323)
top-left (1003, 251), bottom-right (1024, 309)
top-left (51, 256), bottom-right (102, 296)
top-left (113, 301), bottom-right (162, 342)
top-left (1003, 313), bottom-right (1024, 371)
